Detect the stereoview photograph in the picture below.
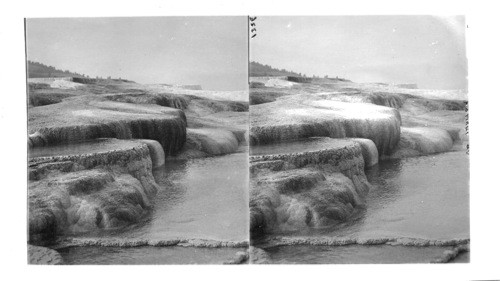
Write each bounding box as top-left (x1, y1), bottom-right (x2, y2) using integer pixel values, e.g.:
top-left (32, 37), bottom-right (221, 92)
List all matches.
top-left (248, 16), bottom-right (469, 264)
top-left (26, 15), bottom-right (469, 265)
top-left (27, 17), bottom-right (249, 264)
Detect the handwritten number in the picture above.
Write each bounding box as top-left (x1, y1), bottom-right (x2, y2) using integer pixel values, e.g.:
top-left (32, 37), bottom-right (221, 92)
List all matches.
top-left (250, 17), bottom-right (257, 39)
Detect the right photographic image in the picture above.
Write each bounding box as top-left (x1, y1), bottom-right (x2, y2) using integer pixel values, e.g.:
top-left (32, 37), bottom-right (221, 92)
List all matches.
top-left (248, 16), bottom-right (469, 264)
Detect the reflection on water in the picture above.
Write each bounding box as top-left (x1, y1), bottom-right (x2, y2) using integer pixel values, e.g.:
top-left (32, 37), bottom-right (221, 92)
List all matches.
top-left (356, 151), bottom-right (469, 239)
top-left (145, 152), bottom-right (249, 241)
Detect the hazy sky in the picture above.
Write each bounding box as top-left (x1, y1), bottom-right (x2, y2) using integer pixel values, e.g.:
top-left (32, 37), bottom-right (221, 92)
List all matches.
top-left (251, 16), bottom-right (467, 90)
top-left (26, 17), bottom-right (248, 91)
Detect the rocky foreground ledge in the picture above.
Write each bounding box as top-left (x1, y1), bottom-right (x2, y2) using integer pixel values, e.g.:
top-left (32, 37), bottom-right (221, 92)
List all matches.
top-left (28, 138), bottom-right (160, 242)
top-left (250, 138), bottom-right (373, 236)
top-left (28, 245), bottom-right (64, 265)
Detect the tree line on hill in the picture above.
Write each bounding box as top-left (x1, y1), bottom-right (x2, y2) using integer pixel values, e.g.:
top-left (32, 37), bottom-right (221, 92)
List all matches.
top-left (249, 61), bottom-right (348, 81)
top-left (27, 61), bottom-right (123, 80)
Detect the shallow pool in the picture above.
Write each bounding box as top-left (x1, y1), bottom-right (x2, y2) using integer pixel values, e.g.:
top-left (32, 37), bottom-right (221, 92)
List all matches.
top-left (257, 150), bottom-right (470, 263)
top-left (58, 151), bottom-right (249, 264)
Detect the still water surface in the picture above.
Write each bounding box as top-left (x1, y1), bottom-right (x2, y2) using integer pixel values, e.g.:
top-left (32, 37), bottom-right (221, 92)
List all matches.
top-left (59, 151), bottom-right (249, 264)
top-left (262, 151), bottom-right (469, 263)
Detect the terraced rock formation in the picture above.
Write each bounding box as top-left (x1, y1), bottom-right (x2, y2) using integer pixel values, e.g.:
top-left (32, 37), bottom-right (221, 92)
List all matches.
top-left (29, 139), bottom-right (159, 241)
top-left (249, 76), bottom-right (468, 244)
top-left (250, 138), bottom-right (371, 236)
top-left (249, 77), bottom-right (467, 159)
top-left (250, 98), bottom-right (401, 156)
top-left (28, 96), bottom-right (187, 156)
top-left (27, 78), bottom-right (249, 264)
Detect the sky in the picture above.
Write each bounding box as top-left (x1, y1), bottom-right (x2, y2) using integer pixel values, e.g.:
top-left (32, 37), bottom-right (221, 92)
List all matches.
top-left (251, 16), bottom-right (467, 90)
top-left (26, 17), bottom-right (248, 91)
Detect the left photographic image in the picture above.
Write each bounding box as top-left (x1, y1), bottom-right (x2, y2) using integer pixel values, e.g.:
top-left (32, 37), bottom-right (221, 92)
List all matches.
top-left (26, 17), bottom-right (249, 265)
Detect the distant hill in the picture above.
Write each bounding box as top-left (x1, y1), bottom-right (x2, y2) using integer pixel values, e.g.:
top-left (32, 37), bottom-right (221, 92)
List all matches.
top-left (249, 61), bottom-right (303, 77)
top-left (249, 61), bottom-right (350, 81)
top-left (27, 61), bottom-right (89, 79)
